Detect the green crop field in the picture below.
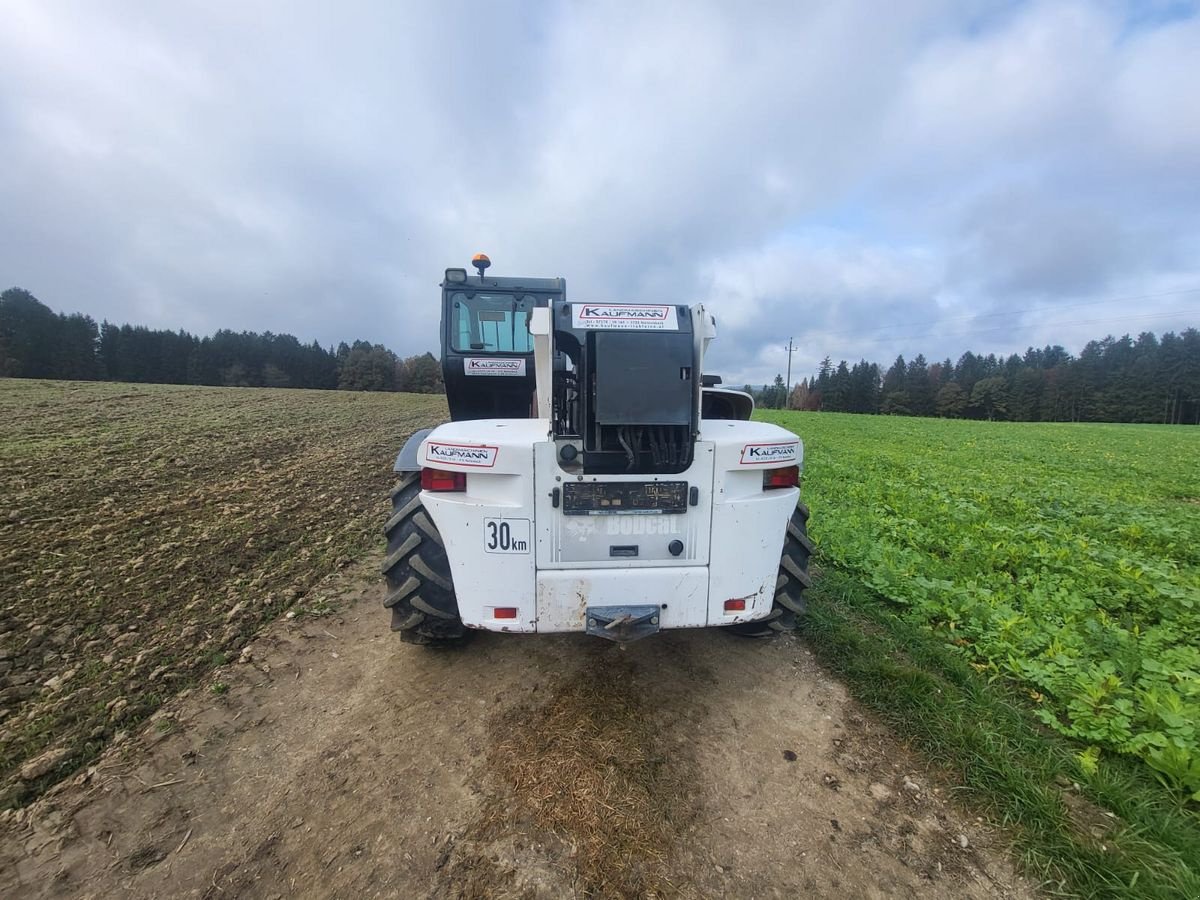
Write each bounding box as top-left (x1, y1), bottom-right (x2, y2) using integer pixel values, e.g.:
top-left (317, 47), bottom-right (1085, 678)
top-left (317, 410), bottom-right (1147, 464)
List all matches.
top-left (760, 410), bottom-right (1200, 800)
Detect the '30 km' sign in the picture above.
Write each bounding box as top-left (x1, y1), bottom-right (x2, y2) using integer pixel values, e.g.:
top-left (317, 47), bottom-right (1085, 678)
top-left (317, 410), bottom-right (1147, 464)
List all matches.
top-left (483, 518), bottom-right (531, 554)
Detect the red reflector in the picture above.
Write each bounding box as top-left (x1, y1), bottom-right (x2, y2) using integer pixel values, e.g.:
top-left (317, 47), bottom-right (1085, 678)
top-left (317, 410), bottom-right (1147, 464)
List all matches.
top-left (724, 599), bottom-right (746, 612)
top-left (763, 465), bottom-right (800, 490)
top-left (494, 607), bottom-right (518, 619)
top-left (421, 468), bottom-right (466, 492)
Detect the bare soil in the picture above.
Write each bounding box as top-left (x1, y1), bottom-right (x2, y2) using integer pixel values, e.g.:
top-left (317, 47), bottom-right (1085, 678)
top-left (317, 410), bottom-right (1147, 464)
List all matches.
top-left (0, 380), bottom-right (445, 808)
top-left (1, 559), bottom-right (1032, 899)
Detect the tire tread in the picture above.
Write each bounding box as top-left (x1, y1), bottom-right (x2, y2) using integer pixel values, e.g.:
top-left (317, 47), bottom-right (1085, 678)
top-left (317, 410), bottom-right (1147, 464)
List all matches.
top-left (381, 475), bottom-right (469, 646)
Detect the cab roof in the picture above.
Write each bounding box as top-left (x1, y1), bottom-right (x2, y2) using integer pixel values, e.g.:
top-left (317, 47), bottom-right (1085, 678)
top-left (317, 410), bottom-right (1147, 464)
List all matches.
top-left (442, 274), bottom-right (565, 292)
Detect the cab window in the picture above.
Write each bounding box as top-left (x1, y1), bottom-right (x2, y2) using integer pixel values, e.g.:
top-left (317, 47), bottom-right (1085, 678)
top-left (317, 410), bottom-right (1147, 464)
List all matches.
top-left (450, 292), bottom-right (535, 353)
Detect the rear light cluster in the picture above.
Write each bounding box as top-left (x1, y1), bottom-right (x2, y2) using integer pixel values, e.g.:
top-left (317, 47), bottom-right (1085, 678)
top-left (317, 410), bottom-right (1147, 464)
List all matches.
top-left (763, 465), bottom-right (800, 490)
top-left (421, 468), bottom-right (466, 492)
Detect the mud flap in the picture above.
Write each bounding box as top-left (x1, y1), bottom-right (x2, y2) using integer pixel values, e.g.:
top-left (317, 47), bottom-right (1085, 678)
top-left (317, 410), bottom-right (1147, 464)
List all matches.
top-left (585, 605), bottom-right (662, 644)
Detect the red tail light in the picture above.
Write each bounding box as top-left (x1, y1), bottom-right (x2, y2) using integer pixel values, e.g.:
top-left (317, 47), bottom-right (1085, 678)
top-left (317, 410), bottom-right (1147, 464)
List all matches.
top-left (763, 465), bottom-right (800, 490)
top-left (724, 599), bottom-right (746, 612)
top-left (493, 607), bottom-right (518, 619)
top-left (421, 468), bottom-right (467, 492)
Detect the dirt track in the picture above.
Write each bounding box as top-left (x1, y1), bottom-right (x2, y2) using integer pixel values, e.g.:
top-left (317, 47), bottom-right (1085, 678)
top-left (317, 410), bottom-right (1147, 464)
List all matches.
top-left (1, 559), bottom-right (1031, 899)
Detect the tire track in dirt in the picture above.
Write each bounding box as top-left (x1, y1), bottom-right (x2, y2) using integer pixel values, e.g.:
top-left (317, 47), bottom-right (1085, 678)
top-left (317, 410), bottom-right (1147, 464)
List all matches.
top-left (438, 652), bottom-right (707, 897)
top-left (0, 557), bottom-right (1032, 899)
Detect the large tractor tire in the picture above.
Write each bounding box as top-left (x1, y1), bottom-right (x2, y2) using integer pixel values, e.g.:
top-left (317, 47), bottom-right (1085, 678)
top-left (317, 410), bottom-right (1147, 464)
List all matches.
top-left (381, 473), bottom-right (471, 646)
top-left (728, 501), bottom-right (813, 638)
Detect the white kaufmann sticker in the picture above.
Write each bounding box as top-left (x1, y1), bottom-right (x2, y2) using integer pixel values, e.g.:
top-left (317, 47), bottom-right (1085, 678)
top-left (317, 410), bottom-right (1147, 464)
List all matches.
top-left (464, 357), bottom-right (526, 377)
top-left (740, 441), bottom-right (799, 465)
top-left (425, 442), bottom-right (498, 467)
top-left (483, 518), bottom-right (531, 553)
top-left (571, 303), bottom-right (679, 330)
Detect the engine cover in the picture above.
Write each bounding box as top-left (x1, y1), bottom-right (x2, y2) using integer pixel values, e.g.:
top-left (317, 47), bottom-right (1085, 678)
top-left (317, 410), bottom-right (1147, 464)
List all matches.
top-left (593, 330), bottom-right (693, 426)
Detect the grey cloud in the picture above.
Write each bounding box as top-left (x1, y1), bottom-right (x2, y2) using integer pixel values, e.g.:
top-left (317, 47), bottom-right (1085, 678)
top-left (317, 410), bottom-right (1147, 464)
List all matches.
top-left (0, 0), bottom-right (1198, 384)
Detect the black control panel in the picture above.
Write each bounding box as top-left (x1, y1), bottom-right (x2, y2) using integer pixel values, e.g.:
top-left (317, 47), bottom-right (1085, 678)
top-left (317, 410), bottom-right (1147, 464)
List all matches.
top-left (562, 481), bottom-right (689, 516)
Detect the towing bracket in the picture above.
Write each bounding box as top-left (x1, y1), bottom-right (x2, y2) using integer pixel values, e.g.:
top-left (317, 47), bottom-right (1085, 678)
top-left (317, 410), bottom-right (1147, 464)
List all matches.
top-left (585, 605), bottom-right (662, 644)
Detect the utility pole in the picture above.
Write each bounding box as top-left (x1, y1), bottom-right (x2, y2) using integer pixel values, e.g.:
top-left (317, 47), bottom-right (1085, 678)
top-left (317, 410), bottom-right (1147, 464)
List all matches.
top-left (784, 337), bottom-right (797, 408)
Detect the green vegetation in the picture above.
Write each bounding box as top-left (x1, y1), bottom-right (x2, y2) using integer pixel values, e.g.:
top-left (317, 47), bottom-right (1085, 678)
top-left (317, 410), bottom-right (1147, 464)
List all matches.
top-left (0, 379), bottom-right (445, 807)
top-left (761, 411), bottom-right (1200, 797)
top-left (760, 410), bottom-right (1200, 895)
top-left (804, 572), bottom-right (1200, 898)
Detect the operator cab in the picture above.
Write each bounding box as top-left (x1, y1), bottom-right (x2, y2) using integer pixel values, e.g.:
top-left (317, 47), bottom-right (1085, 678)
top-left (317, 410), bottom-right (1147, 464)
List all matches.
top-left (440, 254), bottom-right (565, 420)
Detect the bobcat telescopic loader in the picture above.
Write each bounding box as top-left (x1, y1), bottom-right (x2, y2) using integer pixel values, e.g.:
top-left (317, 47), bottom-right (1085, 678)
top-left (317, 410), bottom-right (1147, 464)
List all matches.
top-left (385, 255), bottom-right (811, 645)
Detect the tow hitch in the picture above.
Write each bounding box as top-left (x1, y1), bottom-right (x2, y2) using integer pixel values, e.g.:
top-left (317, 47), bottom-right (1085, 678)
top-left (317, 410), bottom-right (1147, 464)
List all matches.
top-left (585, 605), bottom-right (662, 644)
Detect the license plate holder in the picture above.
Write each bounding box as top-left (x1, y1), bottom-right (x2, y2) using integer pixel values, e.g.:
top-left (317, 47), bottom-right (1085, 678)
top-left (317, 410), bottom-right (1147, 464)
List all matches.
top-left (562, 481), bottom-right (688, 516)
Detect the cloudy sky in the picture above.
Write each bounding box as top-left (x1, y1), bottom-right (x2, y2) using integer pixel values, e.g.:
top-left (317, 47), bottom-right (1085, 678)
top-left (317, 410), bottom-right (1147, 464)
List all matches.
top-left (2, 0), bottom-right (1198, 385)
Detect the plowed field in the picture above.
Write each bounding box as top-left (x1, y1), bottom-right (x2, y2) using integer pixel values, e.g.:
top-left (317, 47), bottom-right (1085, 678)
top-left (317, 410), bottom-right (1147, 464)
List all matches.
top-left (0, 380), bottom-right (445, 808)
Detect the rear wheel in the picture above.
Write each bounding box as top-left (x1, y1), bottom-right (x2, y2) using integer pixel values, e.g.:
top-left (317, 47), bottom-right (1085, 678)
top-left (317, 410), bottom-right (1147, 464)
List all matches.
top-left (381, 473), bottom-right (471, 646)
top-left (728, 501), bottom-right (813, 638)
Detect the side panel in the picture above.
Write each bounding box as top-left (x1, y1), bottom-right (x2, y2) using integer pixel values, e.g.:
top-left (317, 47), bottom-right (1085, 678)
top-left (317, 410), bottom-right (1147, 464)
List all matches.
top-left (417, 420), bottom-right (544, 632)
top-left (420, 479), bottom-right (539, 633)
top-left (536, 567), bottom-right (708, 633)
top-left (708, 475), bottom-right (797, 625)
top-left (704, 419), bottom-right (803, 624)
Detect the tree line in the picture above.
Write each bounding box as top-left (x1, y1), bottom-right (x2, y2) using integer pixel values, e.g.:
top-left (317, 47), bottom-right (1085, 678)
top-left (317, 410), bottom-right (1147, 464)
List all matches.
top-left (745, 329), bottom-right (1200, 424)
top-left (7, 285), bottom-right (1197, 422)
top-left (0, 287), bottom-right (444, 394)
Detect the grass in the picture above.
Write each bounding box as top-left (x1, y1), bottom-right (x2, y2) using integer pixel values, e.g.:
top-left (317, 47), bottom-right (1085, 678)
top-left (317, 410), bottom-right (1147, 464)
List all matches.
top-left (758, 411), bottom-right (1200, 797)
top-left (756, 409), bottom-right (1200, 895)
top-left (802, 569), bottom-right (1200, 897)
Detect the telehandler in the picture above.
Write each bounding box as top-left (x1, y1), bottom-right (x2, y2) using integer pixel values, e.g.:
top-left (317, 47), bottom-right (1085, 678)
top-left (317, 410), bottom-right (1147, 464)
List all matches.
top-left (385, 255), bottom-right (811, 645)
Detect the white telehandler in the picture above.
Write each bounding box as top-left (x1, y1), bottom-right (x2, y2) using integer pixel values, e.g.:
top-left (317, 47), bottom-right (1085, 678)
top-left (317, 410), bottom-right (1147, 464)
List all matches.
top-left (385, 255), bottom-right (811, 645)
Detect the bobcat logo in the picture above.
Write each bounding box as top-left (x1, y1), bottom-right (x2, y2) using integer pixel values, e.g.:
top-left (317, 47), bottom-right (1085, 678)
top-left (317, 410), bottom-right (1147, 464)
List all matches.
top-left (605, 517), bottom-right (681, 535)
top-left (563, 518), bottom-right (597, 542)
